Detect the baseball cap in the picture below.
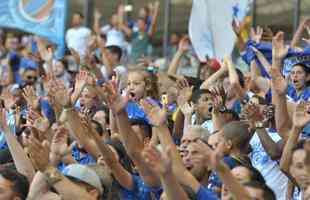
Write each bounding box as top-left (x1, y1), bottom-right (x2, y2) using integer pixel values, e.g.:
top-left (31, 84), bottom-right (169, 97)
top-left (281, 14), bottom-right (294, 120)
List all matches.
top-left (62, 164), bottom-right (103, 194)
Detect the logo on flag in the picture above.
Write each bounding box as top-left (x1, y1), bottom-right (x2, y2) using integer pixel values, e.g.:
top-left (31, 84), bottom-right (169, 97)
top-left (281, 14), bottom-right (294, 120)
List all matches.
top-left (0, 0), bottom-right (67, 57)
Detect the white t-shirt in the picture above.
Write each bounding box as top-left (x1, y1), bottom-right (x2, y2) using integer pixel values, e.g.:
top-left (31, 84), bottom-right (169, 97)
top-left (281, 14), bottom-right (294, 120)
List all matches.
top-left (250, 129), bottom-right (288, 200)
top-left (101, 25), bottom-right (125, 49)
top-left (66, 26), bottom-right (91, 57)
top-left (100, 65), bottom-right (127, 89)
top-left (191, 114), bottom-right (214, 133)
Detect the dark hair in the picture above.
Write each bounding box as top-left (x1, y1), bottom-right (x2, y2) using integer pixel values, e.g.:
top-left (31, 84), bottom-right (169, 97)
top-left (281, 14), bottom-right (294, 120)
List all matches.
top-left (222, 121), bottom-right (251, 151)
top-left (236, 68), bottom-right (245, 88)
top-left (106, 45), bottom-right (122, 61)
top-left (129, 118), bottom-right (152, 139)
top-left (0, 168), bottom-right (29, 199)
top-left (222, 109), bottom-right (240, 121)
top-left (243, 181), bottom-right (276, 200)
top-left (232, 165), bottom-right (266, 184)
top-left (191, 89), bottom-right (210, 103)
top-left (91, 120), bottom-right (104, 136)
top-left (106, 139), bottom-right (134, 174)
top-left (74, 11), bottom-right (84, 19)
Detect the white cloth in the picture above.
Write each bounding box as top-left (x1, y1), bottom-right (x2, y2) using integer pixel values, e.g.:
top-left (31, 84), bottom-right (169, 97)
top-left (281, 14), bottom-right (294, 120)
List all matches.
top-left (101, 25), bottom-right (126, 48)
top-left (66, 26), bottom-right (91, 57)
top-left (189, 0), bottom-right (251, 61)
top-left (191, 114), bottom-right (214, 133)
top-left (250, 130), bottom-right (288, 200)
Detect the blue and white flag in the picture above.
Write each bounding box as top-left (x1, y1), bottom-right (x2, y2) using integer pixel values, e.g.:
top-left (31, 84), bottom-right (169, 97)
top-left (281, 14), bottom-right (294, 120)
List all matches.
top-left (189, 0), bottom-right (252, 61)
top-left (0, 0), bottom-right (68, 57)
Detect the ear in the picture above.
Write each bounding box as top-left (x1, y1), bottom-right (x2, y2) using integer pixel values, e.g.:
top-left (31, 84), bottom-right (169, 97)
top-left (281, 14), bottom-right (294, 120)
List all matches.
top-left (225, 140), bottom-right (233, 151)
top-left (89, 189), bottom-right (100, 199)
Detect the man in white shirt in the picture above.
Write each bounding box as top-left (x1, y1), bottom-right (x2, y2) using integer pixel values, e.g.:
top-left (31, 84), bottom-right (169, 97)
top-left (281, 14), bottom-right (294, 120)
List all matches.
top-left (66, 12), bottom-right (91, 58)
top-left (99, 45), bottom-right (127, 89)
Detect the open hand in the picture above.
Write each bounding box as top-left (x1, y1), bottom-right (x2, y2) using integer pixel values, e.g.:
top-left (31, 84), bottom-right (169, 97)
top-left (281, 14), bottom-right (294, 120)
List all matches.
top-left (142, 145), bottom-right (172, 176)
top-left (140, 99), bottom-right (167, 127)
top-left (272, 32), bottom-right (289, 62)
top-left (293, 102), bottom-right (310, 129)
top-left (26, 137), bottom-right (50, 172)
top-left (22, 86), bottom-right (39, 109)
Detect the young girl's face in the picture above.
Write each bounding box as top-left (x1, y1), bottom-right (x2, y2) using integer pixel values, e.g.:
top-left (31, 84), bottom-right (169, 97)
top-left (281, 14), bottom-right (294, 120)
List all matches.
top-left (127, 72), bottom-right (146, 101)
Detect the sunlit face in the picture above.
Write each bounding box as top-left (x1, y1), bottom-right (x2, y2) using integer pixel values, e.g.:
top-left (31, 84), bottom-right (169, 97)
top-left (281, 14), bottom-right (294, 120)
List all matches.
top-left (0, 175), bottom-right (19, 200)
top-left (139, 8), bottom-right (148, 19)
top-left (290, 65), bottom-right (308, 91)
top-left (221, 166), bottom-right (252, 200)
top-left (184, 142), bottom-right (208, 180)
top-left (208, 133), bottom-right (219, 150)
top-left (215, 131), bottom-right (231, 156)
top-left (52, 60), bottom-right (65, 77)
top-left (22, 69), bottom-right (38, 86)
top-left (79, 88), bottom-right (97, 109)
top-left (5, 37), bottom-right (18, 50)
top-left (290, 149), bottom-right (310, 190)
top-left (127, 72), bottom-right (146, 101)
top-left (196, 93), bottom-right (213, 120)
top-left (72, 14), bottom-right (82, 27)
top-left (110, 14), bottom-right (118, 27)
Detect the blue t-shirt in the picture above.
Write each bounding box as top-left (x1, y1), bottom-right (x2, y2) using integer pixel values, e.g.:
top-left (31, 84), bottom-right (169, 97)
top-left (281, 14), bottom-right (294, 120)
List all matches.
top-left (120, 175), bottom-right (162, 200)
top-left (197, 186), bottom-right (218, 200)
top-left (287, 84), bottom-right (310, 103)
top-left (71, 145), bottom-right (96, 165)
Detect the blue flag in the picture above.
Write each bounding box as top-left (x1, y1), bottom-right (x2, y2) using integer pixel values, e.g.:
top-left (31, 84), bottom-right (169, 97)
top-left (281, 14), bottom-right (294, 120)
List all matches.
top-left (0, 0), bottom-right (68, 57)
top-left (242, 40), bottom-right (310, 78)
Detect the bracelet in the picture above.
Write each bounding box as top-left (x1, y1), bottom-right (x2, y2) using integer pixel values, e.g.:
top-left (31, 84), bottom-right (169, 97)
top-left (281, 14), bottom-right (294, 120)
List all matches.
top-left (43, 166), bottom-right (63, 186)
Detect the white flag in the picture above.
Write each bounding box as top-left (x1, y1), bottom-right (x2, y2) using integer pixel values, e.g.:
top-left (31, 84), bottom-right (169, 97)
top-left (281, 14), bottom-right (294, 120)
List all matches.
top-left (189, 0), bottom-right (251, 62)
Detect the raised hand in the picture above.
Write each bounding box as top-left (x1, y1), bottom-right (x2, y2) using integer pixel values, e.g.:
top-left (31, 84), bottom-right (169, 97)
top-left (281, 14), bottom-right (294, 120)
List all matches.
top-left (22, 86), bottom-right (39, 109)
top-left (270, 68), bottom-right (288, 95)
top-left (209, 84), bottom-right (227, 113)
top-left (48, 78), bottom-right (71, 107)
top-left (250, 26), bottom-right (263, 43)
top-left (189, 140), bottom-right (222, 170)
top-left (243, 103), bottom-right (264, 128)
top-left (75, 70), bottom-right (95, 90)
top-left (101, 81), bottom-right (128, 114)
top-left (26, 137), bottom-right (50, 172)
top-left (176, 78), bottom-right (193, 107)
top-left (0, 88), bottom-right (16, 110)
top-left (69, 48), bottom-right (80, 66)
top-left (272, 32), bottom-right (289, 63)
top-left (142, 145), bottom-right (172, 176)
top-left (292, 102), bottom-right (310, 129)
top-left (180, 101), bottom-right (195, 116)
top-left (140, 99), bottom-right (167, 127)
top-left (25, 108), bottom-right (50, 132)
top-left (50, 126), bottom-right (75, 158)
top-left (35, 37), bottom-right (53, 63)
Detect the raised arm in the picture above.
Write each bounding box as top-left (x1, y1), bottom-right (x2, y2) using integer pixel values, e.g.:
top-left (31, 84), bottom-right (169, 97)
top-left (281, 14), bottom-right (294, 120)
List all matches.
top-left (93, 10), bottom-right (102, 35)
top-left (280, 102), bottom-right (310, 178)
top-left (102, 82), bottom-right (160, 187)
top-left (271, 32), bottom-right (291, 141)
top-left (0, 108), bottom-right (35, 181)
top-left (167, 36), bottom-right (190, 76)
top-left (140, 100), bottom-right (202, 192)
top-left (200, 62), bottom-right (227, 90)
top-left (291, 18), bottom-right (310, 49)
top-left (117, 5), bottom-right (132, 38)
top-left (148, 1), bottom-right (160, 37)
top-left (27, 137), bottom-right (94, 200)
top-left (143, 146), bottom-right (188, 200)
top-left (190, 141), bottom-right (252, 200)
top-left (225, 57), bottom-right (245, 100)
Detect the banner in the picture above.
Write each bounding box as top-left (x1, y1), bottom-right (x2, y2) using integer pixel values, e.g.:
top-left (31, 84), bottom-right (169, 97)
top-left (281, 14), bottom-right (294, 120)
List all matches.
top-left (189, 0), bottom-right (252, 62)
top-left (0, 0), bottom-right (68, 57)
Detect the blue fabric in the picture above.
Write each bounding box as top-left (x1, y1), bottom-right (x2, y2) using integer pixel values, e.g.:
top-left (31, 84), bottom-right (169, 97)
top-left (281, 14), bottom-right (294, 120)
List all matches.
top-left (126, 101), bottom-right (150, 125)
top-left (207, 156), bottom-right (241, 195)
top-left (19, 58), bottom-right (38, 70)
top-left (120, 175), bottom-right (162, 200)
top-left (197, 186), bottom-right (218, 200)
top-left (39, 98), bottom-right (56, 123)
top-left (71, 145), bottom-right (96, 165)
top-left (242, 40), bottom-right (310, 77)
top-left (286, 84), bottom-right (310, 102)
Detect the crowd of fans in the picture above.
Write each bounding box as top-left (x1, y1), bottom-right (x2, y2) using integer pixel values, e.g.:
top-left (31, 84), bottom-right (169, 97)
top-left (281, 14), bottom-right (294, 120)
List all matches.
top-left (0, 2), bottom-right (310, 200)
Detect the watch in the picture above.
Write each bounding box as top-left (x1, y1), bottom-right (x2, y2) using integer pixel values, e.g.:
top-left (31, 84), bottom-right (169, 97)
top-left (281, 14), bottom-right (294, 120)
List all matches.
top-left (255, 122), bottom-right (265, 129)
top-left (44, 166), bottom-right (63, 186)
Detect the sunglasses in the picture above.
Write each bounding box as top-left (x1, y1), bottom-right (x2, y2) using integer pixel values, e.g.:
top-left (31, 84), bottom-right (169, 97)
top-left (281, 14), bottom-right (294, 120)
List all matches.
top-left (26, 76), bottom-right (37, 81)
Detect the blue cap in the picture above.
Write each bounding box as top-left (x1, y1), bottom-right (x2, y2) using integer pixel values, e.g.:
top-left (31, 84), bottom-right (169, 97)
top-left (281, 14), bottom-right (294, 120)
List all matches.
top-left (20, 58), bottom-right (38, 70)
